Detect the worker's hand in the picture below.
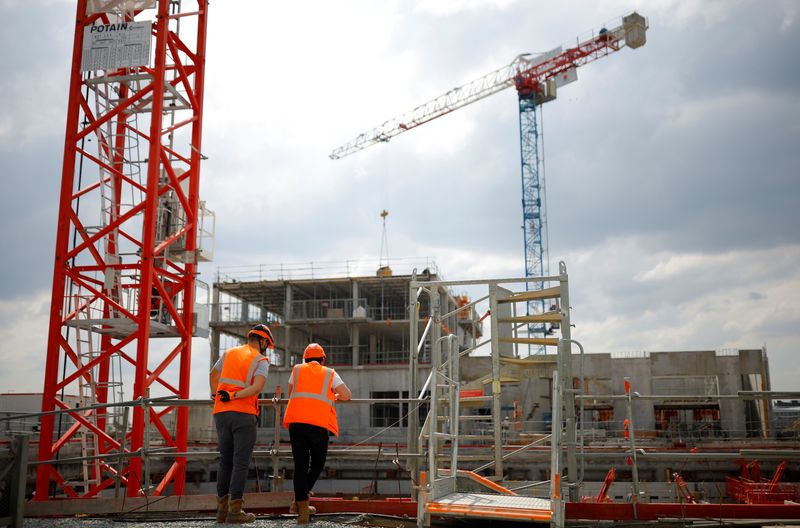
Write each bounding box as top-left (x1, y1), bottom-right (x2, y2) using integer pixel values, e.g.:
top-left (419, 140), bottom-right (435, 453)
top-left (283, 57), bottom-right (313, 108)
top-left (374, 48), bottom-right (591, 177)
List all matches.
top-left (217, 390), bottom-right (232, 402)
top-left (271, 396), bottom-right (280, 404)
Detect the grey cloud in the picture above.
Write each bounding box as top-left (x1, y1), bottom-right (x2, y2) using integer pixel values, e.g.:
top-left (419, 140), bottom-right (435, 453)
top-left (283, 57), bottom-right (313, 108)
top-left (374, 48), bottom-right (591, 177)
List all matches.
top-left (1, 1), bottom-right (799, 395)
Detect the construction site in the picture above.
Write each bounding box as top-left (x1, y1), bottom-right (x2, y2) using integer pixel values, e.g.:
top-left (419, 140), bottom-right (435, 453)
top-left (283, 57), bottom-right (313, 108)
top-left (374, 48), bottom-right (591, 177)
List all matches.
top-left (1, 1), bottom-right (798, 527)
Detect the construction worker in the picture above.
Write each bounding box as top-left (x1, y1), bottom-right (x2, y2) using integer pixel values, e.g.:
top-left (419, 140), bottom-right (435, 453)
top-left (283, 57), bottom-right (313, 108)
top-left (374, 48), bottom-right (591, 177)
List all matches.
top-left (210, 323), bottom-right (274, 524)
top-left (283, 343), bottom-right (351, 524)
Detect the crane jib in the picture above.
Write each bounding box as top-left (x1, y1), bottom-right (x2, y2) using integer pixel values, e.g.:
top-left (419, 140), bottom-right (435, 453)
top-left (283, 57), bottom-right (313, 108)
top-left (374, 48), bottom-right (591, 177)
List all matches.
top-left (329, 12), bottom-right (647, 159)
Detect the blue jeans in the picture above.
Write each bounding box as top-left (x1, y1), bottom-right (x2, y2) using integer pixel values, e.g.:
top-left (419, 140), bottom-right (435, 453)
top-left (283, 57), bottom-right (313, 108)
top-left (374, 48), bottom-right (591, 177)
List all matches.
top-left (215, 411), bottom-right (257, 499)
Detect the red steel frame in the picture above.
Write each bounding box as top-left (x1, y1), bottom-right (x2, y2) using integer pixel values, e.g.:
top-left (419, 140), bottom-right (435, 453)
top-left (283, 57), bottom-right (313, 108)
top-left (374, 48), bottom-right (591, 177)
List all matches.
top-left (37, 0), bottom-right (208, 499)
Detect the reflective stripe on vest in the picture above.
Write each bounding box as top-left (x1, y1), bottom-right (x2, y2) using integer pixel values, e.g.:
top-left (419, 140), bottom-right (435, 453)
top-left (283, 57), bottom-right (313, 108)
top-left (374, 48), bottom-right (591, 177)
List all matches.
top-left (218, 354), bottom-right (265, 388)
top-left (289, 369), bottom-right (334, 404)
top-left (214, 345), bottom-right (267, 416)
top-left (283, 363), bottom-right (339, 436)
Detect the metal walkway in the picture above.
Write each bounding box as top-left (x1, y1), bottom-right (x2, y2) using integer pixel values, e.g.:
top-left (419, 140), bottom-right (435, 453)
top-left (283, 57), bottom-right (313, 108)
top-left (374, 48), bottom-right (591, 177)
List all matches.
top-left (428, 492), bottom-right (551, 522)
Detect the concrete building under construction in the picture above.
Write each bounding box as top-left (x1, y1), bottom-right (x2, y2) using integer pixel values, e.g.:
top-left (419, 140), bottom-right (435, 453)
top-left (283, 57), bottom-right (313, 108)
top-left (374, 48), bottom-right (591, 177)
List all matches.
top-left (4, 259), bottom-right (798, 525)
top-left (201, 260), bottom-right (783, 498)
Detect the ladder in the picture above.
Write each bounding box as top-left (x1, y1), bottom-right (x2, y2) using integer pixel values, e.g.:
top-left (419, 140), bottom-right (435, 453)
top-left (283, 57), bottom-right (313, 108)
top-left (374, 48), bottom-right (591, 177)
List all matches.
top-left (73, 293), bottom-right (101, 493)
top-left (410, 265), bottom-right (574, 527)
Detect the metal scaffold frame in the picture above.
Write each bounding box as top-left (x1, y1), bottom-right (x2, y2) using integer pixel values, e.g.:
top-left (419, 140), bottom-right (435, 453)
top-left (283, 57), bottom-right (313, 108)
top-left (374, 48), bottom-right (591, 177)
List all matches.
top-left (407, 263), bottom-right (574, 526)
top-left (38, 0), bottom-right (209, 499)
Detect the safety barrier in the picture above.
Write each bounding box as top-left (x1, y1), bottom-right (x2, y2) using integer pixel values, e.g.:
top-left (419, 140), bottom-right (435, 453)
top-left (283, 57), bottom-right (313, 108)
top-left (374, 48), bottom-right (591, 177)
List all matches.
top-left (725, 476), bottom-right (799, 504)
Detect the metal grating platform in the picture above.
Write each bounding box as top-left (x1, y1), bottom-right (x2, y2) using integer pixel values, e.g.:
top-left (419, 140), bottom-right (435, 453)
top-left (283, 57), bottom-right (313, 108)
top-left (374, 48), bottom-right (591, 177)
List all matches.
top-left (428, 492), bottom-right (551, 522)
top-left (65, 317), bottom-right (186, 338)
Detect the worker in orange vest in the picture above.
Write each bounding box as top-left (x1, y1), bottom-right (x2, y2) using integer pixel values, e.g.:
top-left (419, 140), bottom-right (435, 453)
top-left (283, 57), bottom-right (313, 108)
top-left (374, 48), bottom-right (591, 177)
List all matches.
top-left (210, 323), bottom-right (274, 524)
top-left (283, 343), bottom-right (351, 524)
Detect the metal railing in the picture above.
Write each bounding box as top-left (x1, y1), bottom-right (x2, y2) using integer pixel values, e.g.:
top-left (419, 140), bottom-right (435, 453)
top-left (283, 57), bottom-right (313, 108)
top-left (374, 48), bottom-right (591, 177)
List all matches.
top-left (0, 413), bottom-right (41, 437)
top-left (609, 350), bottom-right (650, 359)
top-left (325, 345), bottom-right (358, 366)
top-left (0, 395), bottom-right (431, 501)
top-left (289, 298), bottom-right (368, 321)
top-left (3, 391), bottom-right (800, 506)
top-left (360, 349), bottom-right (409, 365)
top-left (368, 304), bottom-right (409, 321)
top-left (216, 257), bottom-right (440, 283)
top-left (210, 301), bottom-right (281, 324)
top-left (211, 299), bottom-right (427, 325)
top-left (288, 348), bottom-right (424, 367)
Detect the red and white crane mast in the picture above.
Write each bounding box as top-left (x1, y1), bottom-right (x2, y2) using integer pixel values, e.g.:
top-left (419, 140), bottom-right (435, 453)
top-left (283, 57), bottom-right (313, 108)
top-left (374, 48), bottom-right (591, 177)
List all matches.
top-left (37, 0), bottom-right (212, 499)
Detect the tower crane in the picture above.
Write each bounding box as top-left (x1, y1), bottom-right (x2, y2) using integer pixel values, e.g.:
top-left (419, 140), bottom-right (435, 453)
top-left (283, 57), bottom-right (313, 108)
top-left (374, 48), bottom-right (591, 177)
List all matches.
top-left (38, 0), bottom-right (211, 499)
top-left (330, 13), bottom-right (647, 345)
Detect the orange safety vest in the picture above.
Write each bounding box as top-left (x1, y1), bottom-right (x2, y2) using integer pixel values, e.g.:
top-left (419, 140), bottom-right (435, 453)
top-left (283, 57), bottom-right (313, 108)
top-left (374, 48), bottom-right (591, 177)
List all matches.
top-left (282, 362), bottom-right (339, 436)
top-left (213, 344), bottom-right (268, 416)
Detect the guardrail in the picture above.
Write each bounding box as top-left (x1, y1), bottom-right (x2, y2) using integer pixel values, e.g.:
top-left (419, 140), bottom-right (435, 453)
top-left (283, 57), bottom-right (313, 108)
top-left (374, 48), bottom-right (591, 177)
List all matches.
top-left (360, 349), bottom-right (409, 365)
top-left (289, 298), bottom-right (368, 321)
top-left (216, 258), bottom-right (440, 283)
top-left (211, 299), bottom-right (421, 324)
top-left (0, 395), bottom-right (430, 502)
top-left (3, 390), bottom-right (799, 504)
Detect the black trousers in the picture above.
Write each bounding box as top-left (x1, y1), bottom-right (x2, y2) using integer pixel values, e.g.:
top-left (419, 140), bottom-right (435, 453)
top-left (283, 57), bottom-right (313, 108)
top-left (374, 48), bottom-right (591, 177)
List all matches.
top-left (289, 423), bottom-right (330, 501)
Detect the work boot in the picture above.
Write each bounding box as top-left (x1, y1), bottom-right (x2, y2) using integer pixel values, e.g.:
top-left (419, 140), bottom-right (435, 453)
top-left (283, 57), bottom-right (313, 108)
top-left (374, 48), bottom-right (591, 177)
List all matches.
top-left (295, 500), bottom-right (311, 524)
top-left (225, 498), bottom-right (256, 524)
top-left (215, 494), bottom-right (229, 523)
top-left (290, 500), bottom-right (316, 515)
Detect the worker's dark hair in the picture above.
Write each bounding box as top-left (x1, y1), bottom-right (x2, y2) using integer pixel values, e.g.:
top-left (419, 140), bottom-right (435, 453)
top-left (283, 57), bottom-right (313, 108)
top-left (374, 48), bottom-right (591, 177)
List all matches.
top-left (304, 356), bottom-right (325, 364)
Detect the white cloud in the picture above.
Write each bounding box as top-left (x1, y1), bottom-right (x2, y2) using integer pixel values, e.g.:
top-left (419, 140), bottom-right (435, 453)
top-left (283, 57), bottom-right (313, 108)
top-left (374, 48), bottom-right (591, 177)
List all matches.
top-left (414, 0), bottom-right (517, 17)
top-left (0, 288), bottom-right (215, 400)
top-left (781, 0), bottom-right (798, 32)
top-left (0, 71), bottom-right (65, 149)
top-left (634, 0), bottom-right (736, 30)
top-left (0, 291), bottom-right (50, 393)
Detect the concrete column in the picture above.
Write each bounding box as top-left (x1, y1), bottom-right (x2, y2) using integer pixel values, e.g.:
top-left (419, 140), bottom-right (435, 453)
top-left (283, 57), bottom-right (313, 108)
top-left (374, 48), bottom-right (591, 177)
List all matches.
top-left (283, 325), bottom-right (291, 367)
top-left (351, 325), bottom-right (360, 366)
top-left (241, 299), bottom-right (250, 323)
top-left (284, 283), bottom-right (293, 320)
top-left (284, 283), bottom-right (293, 365)
top-left (210, 286), bottom-right (221, 367)
top-left (210, 328), bottom-right (221, 368)
top-left (369, 334), bottom-right (377, 357)
top-left (352, 280), bottom-right (360, 365)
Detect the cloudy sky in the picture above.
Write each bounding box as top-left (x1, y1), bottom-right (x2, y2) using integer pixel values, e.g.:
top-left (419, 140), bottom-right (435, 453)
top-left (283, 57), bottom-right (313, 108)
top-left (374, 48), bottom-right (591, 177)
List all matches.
top-left (0, 0), bottom-right (798, 398)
